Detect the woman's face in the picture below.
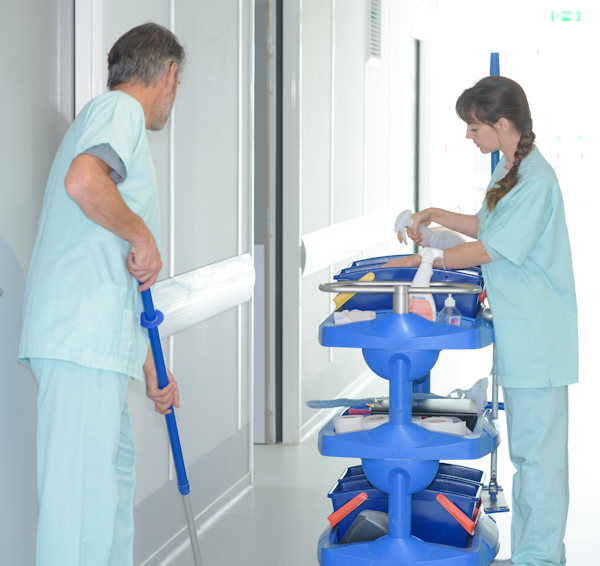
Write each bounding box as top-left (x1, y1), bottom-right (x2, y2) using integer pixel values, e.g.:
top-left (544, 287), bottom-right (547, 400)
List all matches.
top-left (465, 118), bottom-right (501, 154)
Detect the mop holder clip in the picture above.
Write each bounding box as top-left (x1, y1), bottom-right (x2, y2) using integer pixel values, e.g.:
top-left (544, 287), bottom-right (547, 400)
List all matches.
top-left (141, 309), bottom-right (164, 328)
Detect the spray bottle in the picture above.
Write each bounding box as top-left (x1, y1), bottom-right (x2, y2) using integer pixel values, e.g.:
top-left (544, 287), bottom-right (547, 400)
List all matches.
top-left (394, 209), bottom-right (466, 248)
top-left (409, 248), bottom-right (445, 321)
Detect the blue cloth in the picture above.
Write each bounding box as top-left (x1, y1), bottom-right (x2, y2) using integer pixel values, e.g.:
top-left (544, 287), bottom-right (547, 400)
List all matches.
top-left (503, 386), bottom-right (568, 566)
top-left (19, 91), bottom-right (160, 381)
top-left (477, 147), bottom-right (578, 388)
top-left (32, 359), bottom-right (135, 566)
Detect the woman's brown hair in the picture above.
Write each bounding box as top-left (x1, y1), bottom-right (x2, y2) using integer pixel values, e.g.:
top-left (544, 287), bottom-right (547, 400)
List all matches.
top-left (456, 76), bottom-right (535, 212)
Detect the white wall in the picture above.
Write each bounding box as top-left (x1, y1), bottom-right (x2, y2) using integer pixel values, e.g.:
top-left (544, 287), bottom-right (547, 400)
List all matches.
top-left (283, 0), bottom-right (417, 442)
top-left (0, 1), bottom-right (254, 563)
top-left (0, 1), bottom-right (74, 563)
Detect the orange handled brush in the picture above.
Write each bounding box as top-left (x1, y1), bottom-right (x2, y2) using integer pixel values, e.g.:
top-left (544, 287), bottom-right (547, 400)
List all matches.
top-left (436, 493), bottom-right (477, 536)
top-left (327, 492), bottom-right (368, 529)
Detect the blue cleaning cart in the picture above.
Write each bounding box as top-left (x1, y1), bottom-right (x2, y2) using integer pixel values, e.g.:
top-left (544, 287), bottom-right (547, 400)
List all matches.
top-left (316, 262), bottom-right (501, 565)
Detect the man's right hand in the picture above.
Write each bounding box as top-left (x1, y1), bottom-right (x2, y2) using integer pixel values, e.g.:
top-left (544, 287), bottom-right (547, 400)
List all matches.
top-left (127, 236), bottom-right (162, 291)
top-left (65, 154), bottom-right (163, 290)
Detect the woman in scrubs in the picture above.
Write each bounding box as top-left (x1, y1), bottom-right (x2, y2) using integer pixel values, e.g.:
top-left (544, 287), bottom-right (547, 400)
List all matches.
top-left (385, 76), bottom-right (578, 566)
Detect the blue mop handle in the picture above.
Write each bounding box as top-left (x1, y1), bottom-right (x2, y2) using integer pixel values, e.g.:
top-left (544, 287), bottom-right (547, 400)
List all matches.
top-left (140, 286), bottom-right (190, 496)
top-left (490, 53), bottom-right (500, 173)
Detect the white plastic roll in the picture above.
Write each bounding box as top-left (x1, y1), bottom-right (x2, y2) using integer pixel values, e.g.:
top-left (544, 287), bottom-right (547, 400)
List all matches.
top-left (333, 415), bottom-right (364, 434)
top-left (362, 415), bottom-right (389, 430)
top-left (421, 416), bottom-right (470, 436)
top-left (153, 253), bottom-right (255, 338)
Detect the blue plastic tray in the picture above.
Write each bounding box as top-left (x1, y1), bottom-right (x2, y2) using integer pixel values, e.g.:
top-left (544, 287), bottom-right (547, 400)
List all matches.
top-left (334, 255), bottom-right (483, 318)
top-left (328, 477), bottom-right (388, 540)
top-left (330, 466), bottom-right (484, 543)
top-left (412, 476), bottom-right (482, 548)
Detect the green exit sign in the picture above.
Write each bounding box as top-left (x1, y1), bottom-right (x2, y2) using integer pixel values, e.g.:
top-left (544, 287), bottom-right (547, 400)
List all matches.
top-left (551, 10), bottom-right (581, 22)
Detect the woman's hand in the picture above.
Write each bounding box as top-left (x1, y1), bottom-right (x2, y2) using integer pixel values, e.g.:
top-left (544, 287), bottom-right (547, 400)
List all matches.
top-left (382, 254), bottom-right (421, 268)
top-left (407, 210), bottom-right (434, 246)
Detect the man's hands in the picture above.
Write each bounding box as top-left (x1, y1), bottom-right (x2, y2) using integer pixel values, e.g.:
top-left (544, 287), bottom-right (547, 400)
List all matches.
top-left (143, 347), bottom-right (180, 415)
top-left (127, 239), bottom-right (162, 291)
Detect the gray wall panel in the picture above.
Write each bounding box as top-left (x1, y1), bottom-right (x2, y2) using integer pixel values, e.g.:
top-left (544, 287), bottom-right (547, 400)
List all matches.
top-left (1, 0), bottom-right (74, 275)
top-left (301, 0), bottom-right (333, 235)
top-left (0, 1), bottom-right (74, 562)
top-left (173, 309), bottom-right (240, 465)
top-left (174, 1), bottom-right (240, 274)
top-left (332, 1), bottom-right (366, 225)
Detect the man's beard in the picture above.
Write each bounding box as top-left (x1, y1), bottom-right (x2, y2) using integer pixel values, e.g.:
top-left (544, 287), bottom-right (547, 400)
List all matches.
top-left (148, 89), bottom-right (176, 131)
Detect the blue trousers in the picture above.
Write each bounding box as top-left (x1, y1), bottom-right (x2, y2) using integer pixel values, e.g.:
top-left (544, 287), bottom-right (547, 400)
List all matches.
top-left (503, 387), bottom-right (569, 566)
top-left (32, 359), bottom-right (136, 566)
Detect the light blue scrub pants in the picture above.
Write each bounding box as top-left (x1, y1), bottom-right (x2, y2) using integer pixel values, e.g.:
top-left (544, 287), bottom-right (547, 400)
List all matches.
top-left (503, 386), bottom-right (569, 566)
top-left (32, 359), bottom-right (136, 566)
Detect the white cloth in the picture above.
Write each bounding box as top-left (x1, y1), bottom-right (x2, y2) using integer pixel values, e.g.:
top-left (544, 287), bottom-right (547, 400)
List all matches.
top-left (333, 309), bottom-right (376, 325)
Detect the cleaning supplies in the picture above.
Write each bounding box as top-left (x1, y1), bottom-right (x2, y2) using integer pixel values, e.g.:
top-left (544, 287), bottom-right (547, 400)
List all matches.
top-left (437, 294), bottom-right (462, 326)
top-left (394, 209), bottom-right (466, 248)
top-left (409, 248), bottom-right (445, 321)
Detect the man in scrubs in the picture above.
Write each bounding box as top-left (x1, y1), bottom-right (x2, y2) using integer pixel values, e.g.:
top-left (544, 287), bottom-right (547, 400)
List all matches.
top-left (385, 76), bottom-right (577, 566)
top-left (18, 23), bottom-right (186, 565)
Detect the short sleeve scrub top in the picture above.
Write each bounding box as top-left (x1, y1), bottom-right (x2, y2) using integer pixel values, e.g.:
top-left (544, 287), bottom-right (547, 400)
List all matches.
top-left (18, 91), bottom-right (160, 381)
top-left (476, 146), bottom-right (578, 388)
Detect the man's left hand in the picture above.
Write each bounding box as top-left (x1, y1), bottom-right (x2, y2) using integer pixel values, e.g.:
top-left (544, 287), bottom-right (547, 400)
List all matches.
top-left (143, 357), bottom-right (180, 415)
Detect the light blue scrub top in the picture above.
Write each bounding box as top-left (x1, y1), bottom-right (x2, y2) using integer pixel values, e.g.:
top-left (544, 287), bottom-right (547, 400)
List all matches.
top-left (477, 146), bottom-right (578, 388)
top-left (19, 91), bottom-right (160, 381)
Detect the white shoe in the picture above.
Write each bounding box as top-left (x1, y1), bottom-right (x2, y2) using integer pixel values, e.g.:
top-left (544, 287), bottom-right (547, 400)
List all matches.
top-left (490, 560), bottom-right (512, 565)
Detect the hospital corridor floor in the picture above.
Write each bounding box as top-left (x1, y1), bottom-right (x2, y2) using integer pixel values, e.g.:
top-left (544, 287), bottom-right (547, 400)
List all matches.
top-left (161, 423), bottom-right (594, 566)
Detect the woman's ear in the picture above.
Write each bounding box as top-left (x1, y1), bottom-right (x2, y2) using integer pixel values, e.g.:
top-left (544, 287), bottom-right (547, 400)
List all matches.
top-left (496, 117), bottom-right (511, 132)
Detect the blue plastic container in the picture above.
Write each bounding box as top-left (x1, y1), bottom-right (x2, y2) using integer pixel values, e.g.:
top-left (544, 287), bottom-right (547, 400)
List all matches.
top-left (330, 465), bottom-right (483, 544)
top-left (412, 476), bottom-right (482, 548)
top-left (438, 462), bottom-right (485, 484)
top-left (328, 477), bottom-right (388, 540)
top-left (334, 255), bottom-right (483, 318)
top-left (338, 465), bottom-right (366, 482)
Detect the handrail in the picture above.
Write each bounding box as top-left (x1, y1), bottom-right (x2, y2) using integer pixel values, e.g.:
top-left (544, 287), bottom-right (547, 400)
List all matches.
top-left (319, 280), bottom-right (482, 315)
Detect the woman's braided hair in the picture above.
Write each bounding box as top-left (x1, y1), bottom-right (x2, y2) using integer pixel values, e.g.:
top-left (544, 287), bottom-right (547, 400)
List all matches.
top-left (456, 76), bottom-right (536, 212)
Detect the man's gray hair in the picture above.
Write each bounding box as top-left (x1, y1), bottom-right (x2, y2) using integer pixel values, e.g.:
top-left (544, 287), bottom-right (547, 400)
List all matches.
top-left (107, 23), bottom-right (186, 90)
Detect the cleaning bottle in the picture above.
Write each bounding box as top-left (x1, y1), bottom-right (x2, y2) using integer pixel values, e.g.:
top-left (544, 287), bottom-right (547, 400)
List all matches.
top-left (409, 248), bottom-right (445, 321)
top-left (438, 294), bottom-right (462, 326)
top-left (394, 209), bottom-right (466, 249)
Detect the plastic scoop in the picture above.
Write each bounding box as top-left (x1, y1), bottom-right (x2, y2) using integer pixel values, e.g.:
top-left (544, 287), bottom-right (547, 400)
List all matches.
top-left (435, 493), bottom-right (476, 536)
top-left (327, 492), bottom-right (368, 529)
